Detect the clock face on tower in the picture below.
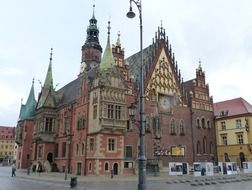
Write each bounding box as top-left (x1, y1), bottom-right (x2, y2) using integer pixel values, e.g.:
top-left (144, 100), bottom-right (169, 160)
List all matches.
top-left (158, 94), bottom-right (174, 112)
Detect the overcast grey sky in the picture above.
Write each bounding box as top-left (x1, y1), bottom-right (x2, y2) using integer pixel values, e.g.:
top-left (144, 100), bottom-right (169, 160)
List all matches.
top-left (1, 0), bottom-right (252, 126)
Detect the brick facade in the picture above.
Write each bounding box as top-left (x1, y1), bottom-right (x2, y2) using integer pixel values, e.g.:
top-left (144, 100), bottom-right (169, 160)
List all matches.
top-left (15, 6), bottom-right (217, 175)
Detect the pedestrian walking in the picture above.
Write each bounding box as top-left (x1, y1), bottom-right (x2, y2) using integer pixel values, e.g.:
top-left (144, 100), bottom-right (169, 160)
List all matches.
top-left (37, 163), bottom-right (42, 176)
top-left (11, 163), bottom-right (16, 177)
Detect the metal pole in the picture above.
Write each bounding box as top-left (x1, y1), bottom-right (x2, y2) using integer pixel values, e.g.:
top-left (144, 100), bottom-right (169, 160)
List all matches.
top-left (136, 1), bottom-right (146, 190)
top-left (127, 1), bottom-right (146, 189)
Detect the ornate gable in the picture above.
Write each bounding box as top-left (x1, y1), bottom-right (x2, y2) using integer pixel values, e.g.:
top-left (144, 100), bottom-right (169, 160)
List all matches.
top-left (98, 68), bottom-right (127, 90)
top-left (145, 48), bottom-right (182, 105)
top-left (126, 26), bottom-right (184, 104)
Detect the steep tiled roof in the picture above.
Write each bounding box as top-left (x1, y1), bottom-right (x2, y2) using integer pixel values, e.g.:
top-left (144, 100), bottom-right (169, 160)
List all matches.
top-left (57, 77), bottom-right (81, 107)
top-left (125, 44), bottom-right (153, 81)
top-left (214, 97), bottom-right (252, 117)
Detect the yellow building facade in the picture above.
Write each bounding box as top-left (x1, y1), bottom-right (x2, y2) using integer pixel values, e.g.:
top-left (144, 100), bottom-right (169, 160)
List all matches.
top-left (0, 126), bottom-right (16, 163)
top-left (214, 98), bottom-right (252, 167)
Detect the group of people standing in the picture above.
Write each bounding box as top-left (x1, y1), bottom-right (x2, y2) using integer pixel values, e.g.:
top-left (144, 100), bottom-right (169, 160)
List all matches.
top-left (11, 162), bottom-right (43, 177)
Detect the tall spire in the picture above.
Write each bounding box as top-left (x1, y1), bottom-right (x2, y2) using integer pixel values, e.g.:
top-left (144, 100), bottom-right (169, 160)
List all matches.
top-left (43, 48), bottom-right (54, 90)
top-left (100, 21), bottom-right (116, 71)
top-left (37, 48), bottom-right (56, 109)
top-left (80, 3), bottom-right (102, 72)
top-left (85, 3), bottom-right (100, 44)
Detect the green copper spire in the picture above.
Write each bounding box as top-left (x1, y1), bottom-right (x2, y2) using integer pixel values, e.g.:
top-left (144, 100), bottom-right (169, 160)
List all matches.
top-left (99, 21), bottom-right (116, 70)
top-left (43, 48), bottom-right (54, 89)
top-left (18, 79), bottom-right (37, 120)
top-left (37, 48), bottom-right (57, 109)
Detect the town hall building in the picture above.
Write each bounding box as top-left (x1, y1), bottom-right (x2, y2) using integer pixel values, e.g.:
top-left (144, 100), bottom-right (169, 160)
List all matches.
top-left (15, 5), bottom-right (217, 176)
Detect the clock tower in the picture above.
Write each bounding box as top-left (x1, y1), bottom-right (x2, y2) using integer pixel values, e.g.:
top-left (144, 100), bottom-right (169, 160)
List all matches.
top-left (80, 4), bottom-right (102, 74)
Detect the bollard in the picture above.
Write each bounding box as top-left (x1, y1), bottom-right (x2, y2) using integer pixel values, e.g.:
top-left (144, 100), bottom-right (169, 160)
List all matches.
top-left (70, 177), bottom-right (77, 188)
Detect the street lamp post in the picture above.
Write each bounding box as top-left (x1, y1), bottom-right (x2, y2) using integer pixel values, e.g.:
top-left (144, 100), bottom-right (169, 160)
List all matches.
top-left (127, 1), bottom-right (146, 190)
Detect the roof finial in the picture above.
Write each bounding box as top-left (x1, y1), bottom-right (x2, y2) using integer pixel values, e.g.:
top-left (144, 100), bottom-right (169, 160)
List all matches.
top-left (50, 48), bottom-right (53, 63)
top-left (161, 19), bottom-right (163, 29)
top-left (116, 31), bottom-right (121, 46)
top-left (32, 77), bottom-right (35, 85)
top-left (107, 20), bottom-right (111, 37)
top-left (21, 97), bottom-right (23, 105)
top-left (199, 58), bottom-right (202, 69)
top-left (92, 1), bottom-right (95, 18)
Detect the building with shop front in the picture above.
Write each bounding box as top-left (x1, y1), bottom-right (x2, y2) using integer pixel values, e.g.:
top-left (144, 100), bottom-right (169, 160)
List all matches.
top-left (15, 5), bottom-right (217, 175)
top-left (214, 97), bottom-right (252, 167)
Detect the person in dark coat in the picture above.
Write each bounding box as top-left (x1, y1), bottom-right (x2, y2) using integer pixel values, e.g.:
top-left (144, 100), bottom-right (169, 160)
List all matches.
top-left (11, 163), bottom-right (16, 177)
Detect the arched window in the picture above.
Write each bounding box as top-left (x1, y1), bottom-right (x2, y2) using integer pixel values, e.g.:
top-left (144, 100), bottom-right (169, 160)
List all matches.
top-left (170, 118), bottom-right (176, 135)
top-left (203, 136), bottom-right (207, 153)
top-left (105, 162), bottom-right (109, 171)
top-left (89, 162), bottom-right (92, 171)
top-left (201, 117), bottom-right (205, 128)
top-left (179, 119), bottom-right (185, 135)
top-left (196, 118), bottom-right (200, 128)
top-left (207, 120), bottom-right (211, 129)
top-left (197, 141), bottom-right (201, 154)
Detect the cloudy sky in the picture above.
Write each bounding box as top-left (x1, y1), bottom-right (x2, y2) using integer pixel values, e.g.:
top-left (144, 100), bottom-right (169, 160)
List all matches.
top-left (1, 0), bottom-right (252, 126)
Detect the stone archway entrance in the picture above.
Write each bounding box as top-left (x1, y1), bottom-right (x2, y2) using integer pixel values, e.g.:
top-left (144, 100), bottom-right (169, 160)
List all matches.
top-left (47, 152), bottom-right (53, 163)
top-left (113, 163), bottom-right (118, 175)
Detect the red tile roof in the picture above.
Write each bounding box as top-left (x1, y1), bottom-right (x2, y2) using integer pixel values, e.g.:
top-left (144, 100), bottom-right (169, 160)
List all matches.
top-left (214, 97), bottom-right (252, 117)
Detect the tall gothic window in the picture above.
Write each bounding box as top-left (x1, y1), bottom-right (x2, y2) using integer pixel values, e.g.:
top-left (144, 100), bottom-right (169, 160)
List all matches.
top-left (209, 141), bottom-right (213, 154)
top-left (179, 119), bottom-right (185, 135)
top-left (201, 117), bottom-right (205, 128)
top-left (196, 118), bottom-right (200, 128)
top-left (197, 141), bottom-right (201, 154)
top-left (45, 118), bottom-right (53, 132)
top-left (170, 118), bottom-right (176, 135)
top-left (207, 120), bottom-right (211, 129)
top-left (203, 136), bottom-right (207, 153)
